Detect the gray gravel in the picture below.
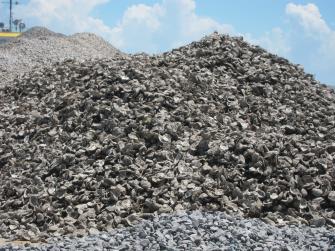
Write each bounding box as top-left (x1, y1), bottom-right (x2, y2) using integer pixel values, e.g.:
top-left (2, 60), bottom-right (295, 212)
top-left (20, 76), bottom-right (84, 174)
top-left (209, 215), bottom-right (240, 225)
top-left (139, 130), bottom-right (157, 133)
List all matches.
top-left (0, 211), bottom-right (334, 251)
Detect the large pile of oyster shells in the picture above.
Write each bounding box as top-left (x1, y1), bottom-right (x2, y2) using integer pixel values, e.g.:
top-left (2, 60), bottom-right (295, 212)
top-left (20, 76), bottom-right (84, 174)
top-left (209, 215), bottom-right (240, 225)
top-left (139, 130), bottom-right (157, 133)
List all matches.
top-left (0, 32), bottom-right (335, 242)
top-left (0, 27), bottom-right (123, 87)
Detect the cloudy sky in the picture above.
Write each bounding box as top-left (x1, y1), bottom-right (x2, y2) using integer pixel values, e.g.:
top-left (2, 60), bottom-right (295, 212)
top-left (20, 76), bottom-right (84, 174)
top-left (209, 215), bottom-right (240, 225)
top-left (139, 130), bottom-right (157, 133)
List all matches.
top-left (1, 0), bottom-right (334, 86)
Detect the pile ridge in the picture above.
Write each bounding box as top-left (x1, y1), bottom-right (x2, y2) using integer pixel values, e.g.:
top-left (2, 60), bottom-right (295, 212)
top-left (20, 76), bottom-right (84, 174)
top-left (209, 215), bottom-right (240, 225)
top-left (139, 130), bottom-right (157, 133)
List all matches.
top-left (0, 27), bottom-right (124, 87)
top-left (20, 27), bottom-right (65, 39)
top-left (0, 33), bottom-right (335, 241)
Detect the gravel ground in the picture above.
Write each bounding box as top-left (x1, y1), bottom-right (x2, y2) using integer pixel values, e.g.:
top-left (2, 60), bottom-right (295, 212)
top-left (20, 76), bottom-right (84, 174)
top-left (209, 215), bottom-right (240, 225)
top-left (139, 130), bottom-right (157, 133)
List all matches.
top-left (0, 211), bottom-right (334, 251)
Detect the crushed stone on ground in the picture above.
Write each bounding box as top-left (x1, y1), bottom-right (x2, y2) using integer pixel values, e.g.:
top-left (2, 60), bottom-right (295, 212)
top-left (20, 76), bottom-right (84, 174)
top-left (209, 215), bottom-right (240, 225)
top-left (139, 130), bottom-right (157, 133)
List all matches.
top-left (1, 211), bottom-right (334, 251)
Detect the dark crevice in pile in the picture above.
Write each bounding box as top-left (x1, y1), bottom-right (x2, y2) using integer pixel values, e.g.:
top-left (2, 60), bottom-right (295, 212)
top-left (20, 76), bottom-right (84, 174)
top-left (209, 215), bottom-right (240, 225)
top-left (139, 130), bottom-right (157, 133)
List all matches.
top-left (0, 33), bottom-right (335, 241)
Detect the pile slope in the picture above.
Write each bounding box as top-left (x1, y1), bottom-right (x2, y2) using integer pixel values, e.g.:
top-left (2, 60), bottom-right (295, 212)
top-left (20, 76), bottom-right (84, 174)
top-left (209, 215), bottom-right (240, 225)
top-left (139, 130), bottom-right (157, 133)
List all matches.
top-left (0, 27), bottom-right (123, 86)
top-left (0, 33), bottom-right (334, 241)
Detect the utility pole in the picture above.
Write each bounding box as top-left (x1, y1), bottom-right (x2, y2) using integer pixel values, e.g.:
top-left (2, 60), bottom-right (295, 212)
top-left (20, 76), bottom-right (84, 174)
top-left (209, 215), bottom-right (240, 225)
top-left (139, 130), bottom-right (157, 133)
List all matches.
top-left (0, 0), bottom-right (19, 32)
top-left (9, 0), bottom-right (12, 31)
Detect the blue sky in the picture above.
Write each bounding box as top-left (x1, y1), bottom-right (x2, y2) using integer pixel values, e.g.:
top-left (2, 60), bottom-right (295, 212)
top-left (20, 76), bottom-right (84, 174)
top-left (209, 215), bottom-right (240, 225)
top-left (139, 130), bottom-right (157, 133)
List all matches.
top-left (1, 0), bottom-right (335, 86)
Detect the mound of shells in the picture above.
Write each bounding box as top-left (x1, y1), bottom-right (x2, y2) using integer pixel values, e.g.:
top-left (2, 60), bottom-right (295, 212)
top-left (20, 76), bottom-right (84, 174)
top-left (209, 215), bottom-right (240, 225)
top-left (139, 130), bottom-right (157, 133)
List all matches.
top-left (0, 32), bottom-right (335, 241)
top-left (0, 27), bottom-right (124, 87)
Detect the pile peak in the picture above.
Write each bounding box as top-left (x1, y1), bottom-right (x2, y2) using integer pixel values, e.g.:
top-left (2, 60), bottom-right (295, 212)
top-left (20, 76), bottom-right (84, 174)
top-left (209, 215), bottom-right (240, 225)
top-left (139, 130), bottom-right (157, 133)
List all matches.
top-left (21, 26), bottom-right (65, 39)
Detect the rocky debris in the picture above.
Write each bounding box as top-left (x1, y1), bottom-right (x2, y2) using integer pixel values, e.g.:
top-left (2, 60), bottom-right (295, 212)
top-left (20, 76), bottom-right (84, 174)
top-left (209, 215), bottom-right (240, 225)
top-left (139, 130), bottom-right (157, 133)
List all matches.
top-left (0, 32), bottom-right (335, 241)
top-left (1, 211), bottom-right (334, 251)
top-left (0, 27), bottom-right (124, 87)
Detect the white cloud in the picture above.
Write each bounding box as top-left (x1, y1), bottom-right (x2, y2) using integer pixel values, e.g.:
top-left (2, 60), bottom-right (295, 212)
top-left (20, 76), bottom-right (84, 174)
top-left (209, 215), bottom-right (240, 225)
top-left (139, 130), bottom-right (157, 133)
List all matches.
top-left (286, 3), bottom-right (331, 36)
top-left (108, 0), bottom-right (234, 52)
top-left (285, 2), bottom-right (335, 59)
top-left (245, 27), bottom-right (291, 56)
top-left (123, 4), bottom-right (163, 30)
top-left (16, 0), bottom-right (111, 36)
top-left (285, 3), bottom-right (335, 80)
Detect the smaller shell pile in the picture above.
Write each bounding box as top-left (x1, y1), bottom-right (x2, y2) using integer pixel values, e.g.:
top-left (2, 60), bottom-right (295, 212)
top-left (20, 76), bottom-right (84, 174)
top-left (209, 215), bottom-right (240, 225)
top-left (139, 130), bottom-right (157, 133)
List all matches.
top-left (0, 32), bottom-right (335, 242)
top-left (0, 27), bottom-right (123, 87)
